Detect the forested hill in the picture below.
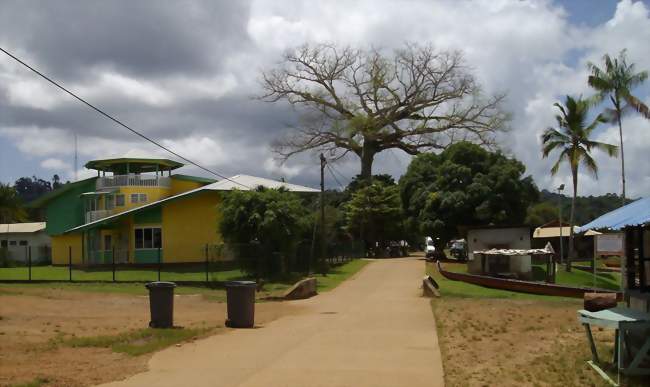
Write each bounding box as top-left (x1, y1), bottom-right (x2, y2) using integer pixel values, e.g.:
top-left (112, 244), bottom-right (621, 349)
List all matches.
top-left (539, 190), bottom-right (635, 226)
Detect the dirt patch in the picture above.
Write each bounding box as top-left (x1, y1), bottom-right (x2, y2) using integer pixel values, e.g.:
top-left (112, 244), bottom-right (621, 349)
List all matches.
top-left (0, 286), bottom-right (301, 387)
top-left (432, 297), bottom-right (615, 387)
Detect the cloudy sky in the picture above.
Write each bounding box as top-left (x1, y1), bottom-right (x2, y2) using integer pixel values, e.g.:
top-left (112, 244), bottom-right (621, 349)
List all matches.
top-left (0, 0), bottom-right (649, 197)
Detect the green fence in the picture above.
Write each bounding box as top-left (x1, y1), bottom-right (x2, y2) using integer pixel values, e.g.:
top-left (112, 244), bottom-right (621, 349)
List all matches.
top-left (0, 240), bottom-right (365, 283)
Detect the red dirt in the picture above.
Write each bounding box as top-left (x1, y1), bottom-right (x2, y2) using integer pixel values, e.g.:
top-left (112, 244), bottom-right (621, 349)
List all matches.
top-left (0, 287), bottom-right (300, 387)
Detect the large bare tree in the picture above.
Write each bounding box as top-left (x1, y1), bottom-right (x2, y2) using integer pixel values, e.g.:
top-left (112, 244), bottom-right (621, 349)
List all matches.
top-left (260, 43), bottom-right (509, 179)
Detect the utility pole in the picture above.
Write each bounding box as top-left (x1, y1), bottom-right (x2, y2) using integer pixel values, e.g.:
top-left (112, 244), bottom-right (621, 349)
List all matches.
top-left (320, 153), bottom-right (327, 275)
top-left (557, 184), bottom-right (565, 268)
top-left (74, 133), bottom-right (78, 181)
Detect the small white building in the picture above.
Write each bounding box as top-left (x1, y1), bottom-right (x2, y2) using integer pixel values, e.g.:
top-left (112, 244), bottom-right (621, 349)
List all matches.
top-left (0, 222), bottom-right (51, 263)
top-left (466, 226), bottom-right (532, 279)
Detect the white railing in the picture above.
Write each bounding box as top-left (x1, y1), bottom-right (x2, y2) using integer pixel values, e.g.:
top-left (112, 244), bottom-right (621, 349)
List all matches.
top-left (96, 175), bottom-right (171, 189)
top-left (85, 210), bottom-right (113, 223)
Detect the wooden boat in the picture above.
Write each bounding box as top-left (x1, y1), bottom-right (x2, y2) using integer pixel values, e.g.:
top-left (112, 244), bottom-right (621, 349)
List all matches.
top-left (436, 261), bottom-right (623, 300)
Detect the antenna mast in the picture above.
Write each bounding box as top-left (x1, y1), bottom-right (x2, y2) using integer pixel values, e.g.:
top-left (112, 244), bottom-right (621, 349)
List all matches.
top-left (74, 133), bottom-right (78, 181)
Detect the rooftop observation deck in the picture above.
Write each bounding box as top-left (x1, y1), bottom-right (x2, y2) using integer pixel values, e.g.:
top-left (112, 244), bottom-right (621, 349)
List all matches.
top-left (96, 175), bottom-right (171, 189)
top-left (86, 157), bottom-right (183, 190)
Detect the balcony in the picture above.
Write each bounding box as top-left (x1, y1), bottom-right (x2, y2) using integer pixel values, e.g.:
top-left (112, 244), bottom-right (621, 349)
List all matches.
top-left (96, 175), bottom-right (171, 189)
top-left (85, 209), bottom-right (113, 223)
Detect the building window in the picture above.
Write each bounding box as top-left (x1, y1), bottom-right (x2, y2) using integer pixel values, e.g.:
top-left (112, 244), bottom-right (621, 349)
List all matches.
top-left (115, 194), bottom-right (125, 206)
top-left (9, 241), bottom-right (16, 246)
top-left (19, 241), bottom-right (28, 246)
top-left (130, 193), bottom-right (148, 204)
top-left (134, 227), bottom-right (162, 249)
top-left (1, 240), bottom-right (7, 248)
top-left (106, 195), bottom-right (115, 210)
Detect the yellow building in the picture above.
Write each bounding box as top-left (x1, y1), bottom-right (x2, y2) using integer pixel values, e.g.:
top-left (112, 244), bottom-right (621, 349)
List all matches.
top-left (32, 157), bottom-right (317, 265)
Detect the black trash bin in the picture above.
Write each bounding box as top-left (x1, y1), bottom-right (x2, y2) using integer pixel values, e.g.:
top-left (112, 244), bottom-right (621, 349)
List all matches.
top-left (146, 281), bottom-right (176, 328)
top-left (225, 281), bottom-right (256, 328)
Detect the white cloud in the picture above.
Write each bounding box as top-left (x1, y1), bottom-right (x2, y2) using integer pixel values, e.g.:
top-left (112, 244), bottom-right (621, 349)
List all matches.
top-left (263, 157), bottom-right (303, 179)
top-left (1, 0), bottom-right (650, 198)
top-left (40, 158), bottom-right (70, 170)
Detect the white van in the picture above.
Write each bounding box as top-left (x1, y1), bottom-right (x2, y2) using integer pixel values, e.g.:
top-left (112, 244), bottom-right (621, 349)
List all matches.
top-left (425, 237), bottom-right (436, 259)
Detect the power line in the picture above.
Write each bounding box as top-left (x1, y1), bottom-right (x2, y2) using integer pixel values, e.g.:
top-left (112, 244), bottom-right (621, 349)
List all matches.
top-left (327, 162), bottom-right (350, 186)
top-left (0, 46), bottom-right (250, 189)
top-left (325, 163), bottom-right (345, 189)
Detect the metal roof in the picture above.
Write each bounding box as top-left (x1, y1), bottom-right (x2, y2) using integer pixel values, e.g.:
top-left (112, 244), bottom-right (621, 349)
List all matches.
top-left (85, 157), bottom-right (184, 172)
top-left (64, 174), bottom-right (318, 233)
top-left (0, 222), bottom-right (46, 234)
top-left (577, 197), bottom-right (650, 232)
top-left (202, 174), bottom-right (319, 193)
top-left (533, 226), bottom-right (601, 238)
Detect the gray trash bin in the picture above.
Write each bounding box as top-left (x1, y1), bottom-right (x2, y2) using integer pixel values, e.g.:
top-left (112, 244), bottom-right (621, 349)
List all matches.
top-left (146, 281), bottom-right (176, 328)
top-left (225, 281), bottom-right (256, 328)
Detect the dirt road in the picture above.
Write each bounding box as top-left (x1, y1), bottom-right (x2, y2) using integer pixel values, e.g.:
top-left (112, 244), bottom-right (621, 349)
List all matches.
top-left (101, 258), bottom-right (444, 387)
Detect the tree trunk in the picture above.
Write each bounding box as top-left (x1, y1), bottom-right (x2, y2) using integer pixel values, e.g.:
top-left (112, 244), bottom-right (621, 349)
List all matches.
top-left (359, 140), bottom-right (378, 180)
top-left (617, 112), bottom-right (626, 205)
top-left (567, 168), bottom-right (577, 272)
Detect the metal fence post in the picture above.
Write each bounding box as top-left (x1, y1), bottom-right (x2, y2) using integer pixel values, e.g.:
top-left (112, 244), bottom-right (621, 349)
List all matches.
top-left (112, 247), bottom-right (116, 282)
top-left (28, 246), bottom-right (32, 281)
top-left (68, 246), bottom-right (72, 282)
top-left (205, 244), bottom-right (209, 283)
top-left (157, 247), bottom-right (161, 282)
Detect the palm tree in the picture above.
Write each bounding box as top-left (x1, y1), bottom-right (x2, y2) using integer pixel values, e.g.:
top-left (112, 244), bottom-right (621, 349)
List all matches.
top-left (0, 183), bottom-right (27, 223)
top-left (587, 49), bottom-right (649, 204)
top-left (541, 96), bottom-right (618, 271)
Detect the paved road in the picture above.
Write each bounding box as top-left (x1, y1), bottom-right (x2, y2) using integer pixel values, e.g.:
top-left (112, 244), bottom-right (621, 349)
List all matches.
top-left (101, 258), bottom-right (445, 387)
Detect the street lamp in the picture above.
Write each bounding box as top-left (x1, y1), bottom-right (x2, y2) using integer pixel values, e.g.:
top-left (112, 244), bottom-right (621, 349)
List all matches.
top-left (557, 184), bottom-right (565, 264)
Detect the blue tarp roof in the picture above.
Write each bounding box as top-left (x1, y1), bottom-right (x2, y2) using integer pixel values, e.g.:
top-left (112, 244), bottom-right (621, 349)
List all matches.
top-left (577, 197), bottom-right (650, 232)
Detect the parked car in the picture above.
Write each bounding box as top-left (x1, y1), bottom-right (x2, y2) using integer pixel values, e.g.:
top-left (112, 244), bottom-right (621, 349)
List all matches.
top-left (425, 237), bottom-right (436, 259)
top-left (449, 239), bottom-right (467, 261)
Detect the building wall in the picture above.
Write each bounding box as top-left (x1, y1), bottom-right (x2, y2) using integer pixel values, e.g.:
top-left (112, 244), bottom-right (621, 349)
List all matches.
top-left (467, 227), bottom-right (532, 277)
top-left (51, 233), bottom-right (83, 265)
top-left (170, 178), bottom-right (203, 196)
top-left (45, 178), bottom-right (97, 235)
top-left (161, 191), bottom-right (222, 262)
top-left (1, 231), bottom-right (51, 262)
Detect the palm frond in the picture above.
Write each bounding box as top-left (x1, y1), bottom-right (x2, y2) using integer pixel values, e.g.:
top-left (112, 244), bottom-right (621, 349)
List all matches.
top-left (550, 148), bottom-right (570, 176)
top-left (581, 152), bottom-right (599, 178)
top-left (623, 92), bottom-right (650, 119)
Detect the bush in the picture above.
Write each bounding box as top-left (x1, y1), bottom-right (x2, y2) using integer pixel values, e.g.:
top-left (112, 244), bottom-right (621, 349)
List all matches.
top-left (219, 187), bottom-right (309, 278)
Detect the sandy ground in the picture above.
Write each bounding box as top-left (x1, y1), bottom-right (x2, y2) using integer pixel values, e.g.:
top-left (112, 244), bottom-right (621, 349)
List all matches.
top-left (432, 297), bottom-right (616, 387)
top-left (0, 287), bottom-right (299, 387)
top-left (101, 258), bottom-right (445, 387)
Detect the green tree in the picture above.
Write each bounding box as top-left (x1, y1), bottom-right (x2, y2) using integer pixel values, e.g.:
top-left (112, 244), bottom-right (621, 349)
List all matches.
top-left (219, 187), bottom-right (309, 277)
top-left (261, 43), bottom-right (508, 180)
top-left (541, 96), bottom-right (617, 271)
top-left (343, 182), bottom-right (404, 256)
top-left (0, 183), bottom-right (27, 223)
top-left (400, 142), bottom-right (539, 253)
top-left (525, 202), bottom-right (558, 227)
top-left (587, 50), bottom-right (649, 203)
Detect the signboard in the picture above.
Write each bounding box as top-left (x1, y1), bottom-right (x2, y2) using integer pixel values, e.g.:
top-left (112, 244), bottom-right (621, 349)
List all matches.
top-left (595, 233), bottom-right (624, 256)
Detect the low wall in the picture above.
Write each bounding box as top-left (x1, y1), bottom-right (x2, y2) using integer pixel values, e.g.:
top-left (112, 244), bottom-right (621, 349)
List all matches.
top-left (437, 261), bottom-right (623, 300)
top-left (283, 277), bottom-right (318, 300)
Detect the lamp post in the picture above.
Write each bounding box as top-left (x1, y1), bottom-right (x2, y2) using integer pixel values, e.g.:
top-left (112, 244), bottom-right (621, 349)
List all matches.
top-left (557, 184), bottom-right (565, 265)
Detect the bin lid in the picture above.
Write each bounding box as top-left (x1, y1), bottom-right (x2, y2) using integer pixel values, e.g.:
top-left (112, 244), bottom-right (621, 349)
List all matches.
top-left (225, 280), bottom-right (257, 288)
top-left (146, 281), bottom-right (177, 289)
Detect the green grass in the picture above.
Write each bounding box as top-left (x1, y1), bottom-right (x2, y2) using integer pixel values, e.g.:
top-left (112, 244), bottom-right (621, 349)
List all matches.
top-left (555, 268), bottom-right (620, 290)
top-left (439, 260), bottom-right (621, 292)
top-left (530, 264), bottom-right (621, 291)
top-left (52, 326), bottom-right (213, 356)
top-left (426, 262), bottom-right (574, 301)
top-left (0, 259), bottom-right (367, 300)
top-left (11, 377), bottom-right (51, 387)
top-left (0, 265), bottom-right (246, 282)
top-left (315, 259), bottom-right (370, 293)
